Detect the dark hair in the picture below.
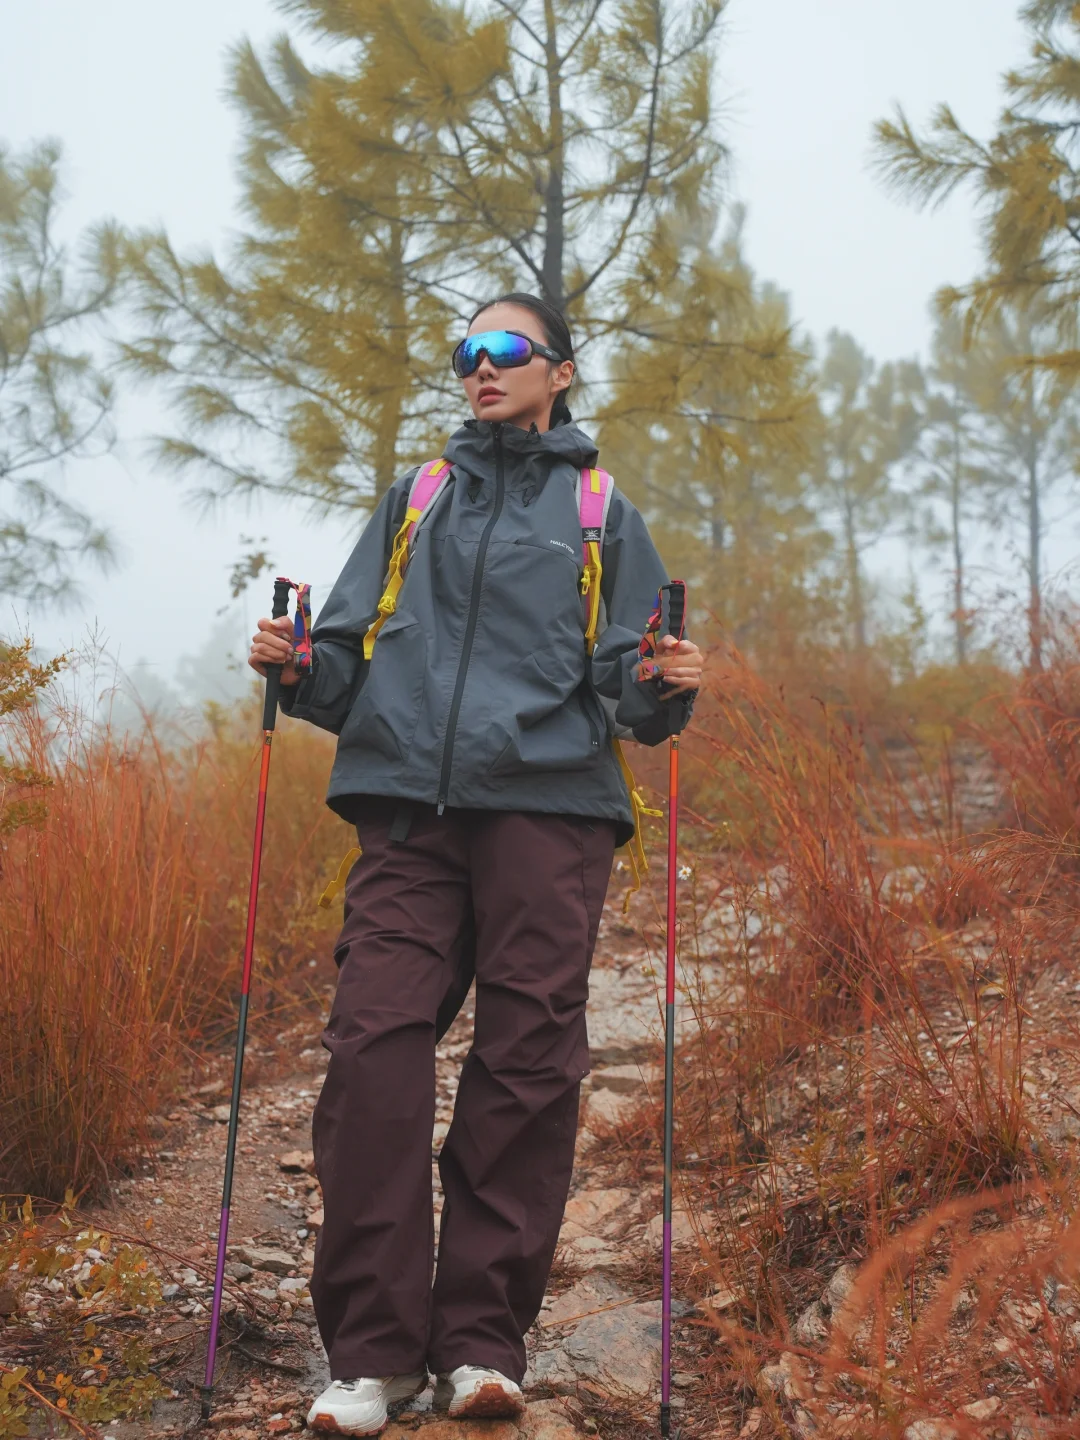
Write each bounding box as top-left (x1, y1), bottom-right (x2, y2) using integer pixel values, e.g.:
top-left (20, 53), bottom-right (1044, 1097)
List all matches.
top-left (467, 291), bottom-right (575, 426)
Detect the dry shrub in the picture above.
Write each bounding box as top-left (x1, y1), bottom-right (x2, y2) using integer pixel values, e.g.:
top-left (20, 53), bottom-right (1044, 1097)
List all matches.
top-left (977, 622), bottom-right (1080, 848)
top-left (600, 634), bottom-right (1080, 1430)
top-left (693, 1187), bottom-right (1080, 1437)
top-left (0, 685), bottom-right (353, 1200)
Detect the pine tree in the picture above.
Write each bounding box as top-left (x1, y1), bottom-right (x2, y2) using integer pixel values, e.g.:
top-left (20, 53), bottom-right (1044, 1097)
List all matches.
top-left (872, 0), bottom-right (1080, 370)
top-left (914, 313), bottom-right (996, 664)
top-left (121, 0), bottom-right (726, 513)
top-left (1, 142), bottom-right (120, 605)
top-left (596, 210), bottom-right (825, 658)
top-left (966, 307), bottom-right (1079, 669)
top-left (813, 333), bottom-right (921, 653)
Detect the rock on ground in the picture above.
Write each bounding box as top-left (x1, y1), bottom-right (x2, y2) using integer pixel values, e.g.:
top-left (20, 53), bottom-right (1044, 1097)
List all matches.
top-left (278, 1149), bottom-right (315, 1173)
top-left (230, 1245), bottom-right (296, 1275)
top-left (644, 1207), bottom-right (698, 1250)
top-left (558, 1187), bottom-right (639, 1242)
top-left (558, 1234), bottom-right (617, 1270)
top-left (383, 1399), bottom-right (580, 1438)
top-left (541, 1272), bottom-right (629, 1328)
top-left (581, 1087), bottom-right (639, 1128)
top-left (531, 1296), bottom-right (663, 1397)
top-left (792, 1299), bottom-right (829, 1346)
top-left (588, 1063), bottom-right (657, 1094)
top-left (822, 1262), bottom-right (859, 1315)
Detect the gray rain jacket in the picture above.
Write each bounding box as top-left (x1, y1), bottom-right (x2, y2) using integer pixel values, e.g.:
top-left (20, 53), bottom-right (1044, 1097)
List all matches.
top-left (281, 418), bottom-right (692, 845)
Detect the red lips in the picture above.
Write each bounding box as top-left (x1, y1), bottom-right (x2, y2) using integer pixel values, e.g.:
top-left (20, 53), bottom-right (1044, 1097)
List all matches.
top-left (478, 386), bottom-right (504, 402)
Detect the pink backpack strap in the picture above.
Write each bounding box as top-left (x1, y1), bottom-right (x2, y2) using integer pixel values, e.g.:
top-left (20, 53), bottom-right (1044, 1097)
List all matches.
top-left (575, 467), bottom-right (616, 652)
top-left (575, 466), bottom-right (616, 567)
top-left (405, 457), bottom-right (453, 544)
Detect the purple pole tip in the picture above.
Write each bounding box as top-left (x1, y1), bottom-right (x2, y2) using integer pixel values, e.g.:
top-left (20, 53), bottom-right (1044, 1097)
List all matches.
top-left (203, 1204), bottom-right (232, 1391)
top-left (661, 1219), bottom-right (673, 1404)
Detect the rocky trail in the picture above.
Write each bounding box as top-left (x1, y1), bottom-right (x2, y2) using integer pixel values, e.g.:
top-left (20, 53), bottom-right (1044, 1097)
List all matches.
top-left (11, 823), bottom-right (1080, 1438)
top-left (57, 887), bottom-right (728, 1439)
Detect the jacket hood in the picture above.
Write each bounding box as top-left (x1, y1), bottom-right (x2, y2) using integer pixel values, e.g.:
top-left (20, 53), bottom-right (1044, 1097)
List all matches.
top-left (443, 418), bottom-right (599, 486)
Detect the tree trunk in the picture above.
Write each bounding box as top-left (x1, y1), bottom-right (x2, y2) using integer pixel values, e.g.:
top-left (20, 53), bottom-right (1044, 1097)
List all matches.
top-left (372, 215), bottom-right (409, 498)
top-left (1025, 374), bottom-right (1042, 672)
top-left (1028, 449), bottom-right (1042, 671)
top-left (951, 421), bottom-right (967, 666)
top-left (844, 495), bottom-right (866, 651)
top-left (541, 0), bottom-right (565, 310)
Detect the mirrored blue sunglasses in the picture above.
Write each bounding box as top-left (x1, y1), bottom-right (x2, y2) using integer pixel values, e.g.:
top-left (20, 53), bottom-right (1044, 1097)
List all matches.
top-left (451, 329), bottom-right (564, 379)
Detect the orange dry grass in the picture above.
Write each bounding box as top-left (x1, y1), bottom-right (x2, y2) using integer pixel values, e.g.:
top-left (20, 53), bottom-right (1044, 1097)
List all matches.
top-left (0, 696), bottom-right (352, 1200)
top-left (599, 638), bottom-right (1080, 1433)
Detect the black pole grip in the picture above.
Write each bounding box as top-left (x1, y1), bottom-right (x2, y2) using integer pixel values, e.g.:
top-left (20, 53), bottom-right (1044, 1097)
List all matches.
top-left (657, 581), bottom-right (687, 697)
top-left (262, 578), bottom-right (292, 732)
top-left (664, 580), bottom-right (687, 641)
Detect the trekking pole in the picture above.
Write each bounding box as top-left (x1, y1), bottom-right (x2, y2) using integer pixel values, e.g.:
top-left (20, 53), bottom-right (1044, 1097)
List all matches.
top-left (659, 580), bottom-right (687, 1440)
top-left (201, 576), bottom-right (293, 1421)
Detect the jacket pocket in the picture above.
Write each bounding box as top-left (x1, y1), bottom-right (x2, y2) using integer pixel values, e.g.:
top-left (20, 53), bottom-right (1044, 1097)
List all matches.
top-left (489, 648), bottom-right (605, 776)
top-left (339, 614), bottom-right (427, 764)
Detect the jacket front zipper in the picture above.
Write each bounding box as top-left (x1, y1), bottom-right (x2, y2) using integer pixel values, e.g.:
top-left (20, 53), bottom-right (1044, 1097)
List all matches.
top-left (436, 424), bottom-right (505, 812)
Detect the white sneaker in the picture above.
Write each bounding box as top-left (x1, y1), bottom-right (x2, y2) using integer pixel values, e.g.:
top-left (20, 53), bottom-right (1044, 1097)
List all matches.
top-left (433, 1364), bottom-right (524, 1419)
top-left (306, 1374), bottom-right (427, 1435)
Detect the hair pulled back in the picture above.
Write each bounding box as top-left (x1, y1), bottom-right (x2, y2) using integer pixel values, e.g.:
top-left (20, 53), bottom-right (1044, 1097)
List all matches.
top-left (468, 291), bottom-right (575, 426)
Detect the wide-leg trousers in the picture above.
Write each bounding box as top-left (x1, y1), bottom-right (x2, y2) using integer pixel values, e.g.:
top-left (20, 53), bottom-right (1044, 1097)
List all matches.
top-left (308, 800), bottom-right (616, 1382)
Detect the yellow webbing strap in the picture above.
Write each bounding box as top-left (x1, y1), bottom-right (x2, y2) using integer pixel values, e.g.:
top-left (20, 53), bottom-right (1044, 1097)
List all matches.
top-left (318, 845), bottom-right (363, 909)
top-left (363, 507), bottom-right (422, 660)
top-left (582, 540), bottom-right (603, 654)
top-left (614, 738), bottom-right (662, 913)
top-left (581, 516), bottom-right (658, 910)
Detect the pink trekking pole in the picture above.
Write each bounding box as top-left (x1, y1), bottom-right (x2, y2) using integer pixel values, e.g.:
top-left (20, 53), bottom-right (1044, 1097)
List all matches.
top-left (201, 576), bottom-right (293, 1420)
top-left (658, 580), bottom-right (686, 1440)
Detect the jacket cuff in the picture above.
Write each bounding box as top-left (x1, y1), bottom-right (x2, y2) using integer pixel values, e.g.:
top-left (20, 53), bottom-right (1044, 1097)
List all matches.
top-left (275, 649), bottom-right (350, 734)
top-left (631, 689), bottom-right (696, 745)
top-left (612, 648), bottom-right (696, 738)
top-left (277, 671), bottom-right (314, 717)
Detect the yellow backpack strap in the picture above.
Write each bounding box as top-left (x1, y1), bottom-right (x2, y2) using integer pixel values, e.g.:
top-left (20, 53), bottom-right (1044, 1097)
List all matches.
top-left (363, 459), bottom-right (452, 661)
top-left (575, 467), bottom-right (658, 907)
top-left (614, 738), bottom-right (663, 912)
top-left (318, 845), bottom-right (363, 908)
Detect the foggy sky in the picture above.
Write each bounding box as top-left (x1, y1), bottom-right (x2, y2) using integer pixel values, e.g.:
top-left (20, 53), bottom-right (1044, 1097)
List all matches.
top-left (1, 0), bottom-right (1034, 680)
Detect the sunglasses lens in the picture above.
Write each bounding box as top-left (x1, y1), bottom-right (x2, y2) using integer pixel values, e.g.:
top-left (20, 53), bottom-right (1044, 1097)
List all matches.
top-left (452, 330), bottom-right (533, 377)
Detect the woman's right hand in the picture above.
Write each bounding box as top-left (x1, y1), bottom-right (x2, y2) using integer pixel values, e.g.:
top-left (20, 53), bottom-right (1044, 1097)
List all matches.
top-left (249, 616), bottom-right (302, 686)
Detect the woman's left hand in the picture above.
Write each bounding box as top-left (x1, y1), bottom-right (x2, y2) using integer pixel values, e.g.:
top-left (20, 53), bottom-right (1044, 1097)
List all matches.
top-left (655, 636), bottom-right (704, 696)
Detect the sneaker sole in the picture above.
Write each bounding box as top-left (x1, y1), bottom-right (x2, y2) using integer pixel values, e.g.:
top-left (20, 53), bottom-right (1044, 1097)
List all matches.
top-left (307, 1413), bottom-right (385, 1437)
top-left (449, 1382), bottom-right (525, 1420)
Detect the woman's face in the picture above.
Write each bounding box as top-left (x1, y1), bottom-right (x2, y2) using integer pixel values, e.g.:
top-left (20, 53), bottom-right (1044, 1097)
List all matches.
top-left (459, 303), bottom-right (574, 432)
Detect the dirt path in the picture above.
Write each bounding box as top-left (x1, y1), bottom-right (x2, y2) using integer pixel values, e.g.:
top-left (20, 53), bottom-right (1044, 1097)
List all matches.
top-left (14, 841), bottom-right (1076, 1438)
top-left (67, 887), bottom-right (708, 1439)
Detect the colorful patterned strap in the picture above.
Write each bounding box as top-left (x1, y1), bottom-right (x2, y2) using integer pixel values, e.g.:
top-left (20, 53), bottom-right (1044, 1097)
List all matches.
top-left (272, 577), bottom-right (313, 675)
top-left (639, 581), bottom-right (688, 688)
top-left (290, 581), bottom-right (313, 676)
top-left (635, 581), bottom-right (687, 685)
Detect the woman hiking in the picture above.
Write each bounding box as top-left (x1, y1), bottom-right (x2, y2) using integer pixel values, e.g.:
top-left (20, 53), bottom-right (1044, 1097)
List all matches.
top-left (249, 294), bottom-right (703, 1436)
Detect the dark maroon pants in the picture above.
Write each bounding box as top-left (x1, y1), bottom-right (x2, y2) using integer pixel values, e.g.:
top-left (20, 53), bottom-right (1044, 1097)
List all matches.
top-left (308, 800), bottom-right (615, 1383)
